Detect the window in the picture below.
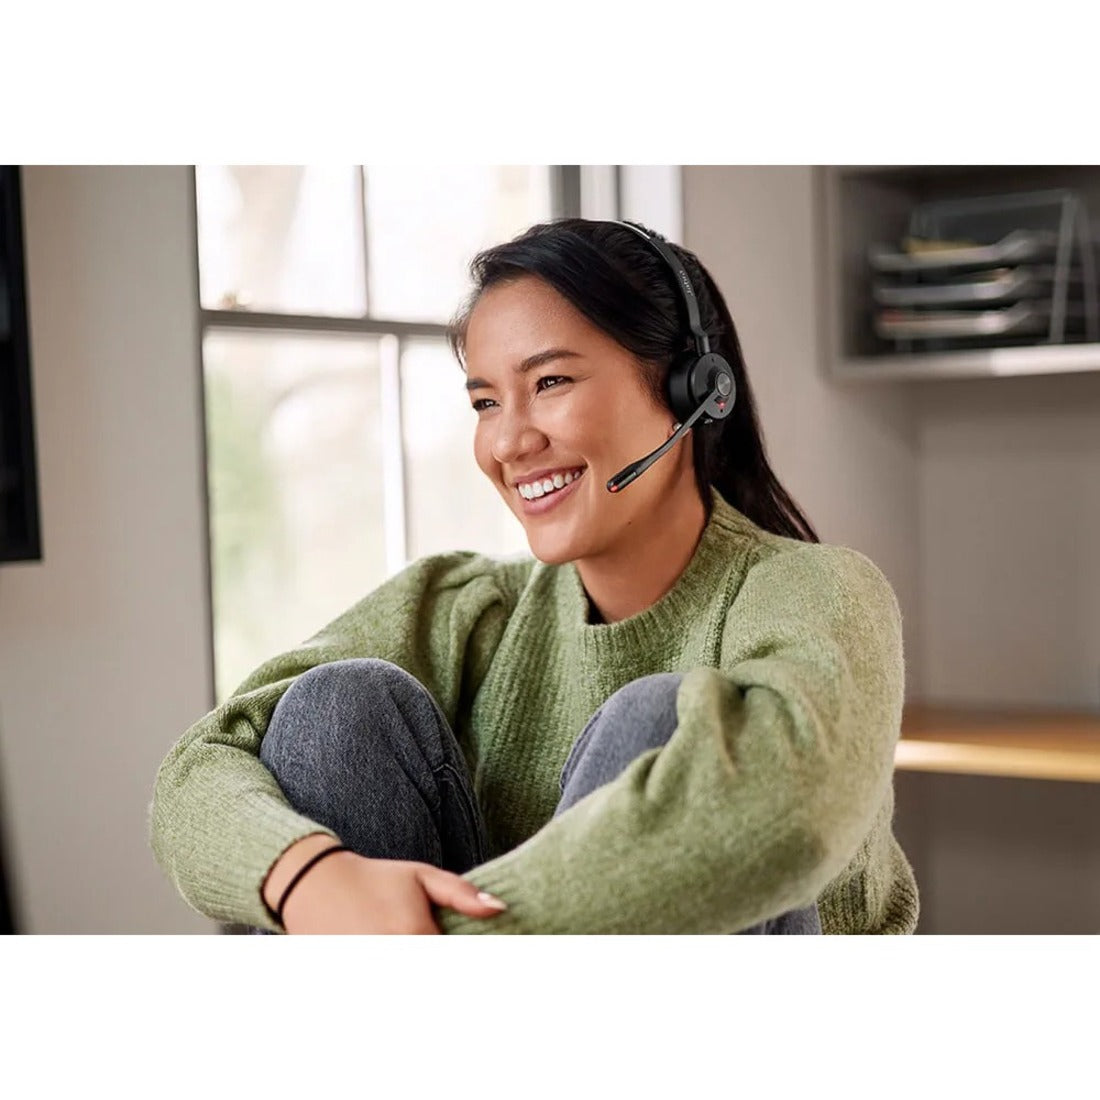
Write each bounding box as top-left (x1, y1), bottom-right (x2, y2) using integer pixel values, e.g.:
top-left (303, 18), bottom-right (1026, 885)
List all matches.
top-left (195, 166), bottom-right (569, 702)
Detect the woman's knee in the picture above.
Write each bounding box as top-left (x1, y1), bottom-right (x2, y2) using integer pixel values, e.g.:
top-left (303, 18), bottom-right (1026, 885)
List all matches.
top-left (602, 671), bottom-right (683, 735)
top-left (255, 657), bottom-right (468, 871)
top-left (558, 672), bottom-right (684, 803)
top-left (260, 657), bottom-right (422, 773)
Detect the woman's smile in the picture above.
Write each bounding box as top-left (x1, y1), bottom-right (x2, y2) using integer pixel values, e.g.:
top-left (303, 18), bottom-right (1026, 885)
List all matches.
top-left (516, 467), bottom-right (587, 516)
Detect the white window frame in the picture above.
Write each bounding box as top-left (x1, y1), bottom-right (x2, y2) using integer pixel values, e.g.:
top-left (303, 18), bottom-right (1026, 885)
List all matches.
top-left (192, 165), bottom-right (581, 579)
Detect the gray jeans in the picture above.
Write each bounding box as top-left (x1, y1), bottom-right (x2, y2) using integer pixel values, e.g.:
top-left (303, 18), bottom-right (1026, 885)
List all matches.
top-left (253, 657), bottom-right (822, 934)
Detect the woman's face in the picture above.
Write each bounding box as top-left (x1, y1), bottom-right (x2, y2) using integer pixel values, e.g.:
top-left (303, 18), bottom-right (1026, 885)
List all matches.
top-left (463, 274), bottom-right (697, 565)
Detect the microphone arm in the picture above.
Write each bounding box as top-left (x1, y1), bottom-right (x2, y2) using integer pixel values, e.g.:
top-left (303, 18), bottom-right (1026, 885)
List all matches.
top-left (606, 385), bottom-right (721, 494)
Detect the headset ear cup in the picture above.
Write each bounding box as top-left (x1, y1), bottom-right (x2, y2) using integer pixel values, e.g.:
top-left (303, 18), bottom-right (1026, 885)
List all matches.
top-left (666, 352), bottom-right (701, 425)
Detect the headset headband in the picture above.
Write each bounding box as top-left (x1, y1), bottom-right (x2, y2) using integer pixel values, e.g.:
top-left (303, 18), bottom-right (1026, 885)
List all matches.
top-left (612, 220), bottom-right (710, 355)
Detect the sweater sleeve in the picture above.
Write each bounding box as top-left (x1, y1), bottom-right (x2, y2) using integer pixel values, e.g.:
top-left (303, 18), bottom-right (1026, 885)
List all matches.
top-left (437, 543), bottom-right (905, 934)
top-left (148, 551), bottom-right (512, 931)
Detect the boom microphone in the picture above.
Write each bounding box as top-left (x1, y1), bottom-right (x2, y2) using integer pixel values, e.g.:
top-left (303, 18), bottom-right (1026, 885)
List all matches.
top-left (606, 377), bottom-right (731, 493)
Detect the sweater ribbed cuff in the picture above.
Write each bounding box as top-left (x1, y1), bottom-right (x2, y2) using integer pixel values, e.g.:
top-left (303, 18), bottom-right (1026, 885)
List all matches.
top-left (152, 788), bottom-right (343, 933)
top-left (435, 863), bottom-right (530, 934)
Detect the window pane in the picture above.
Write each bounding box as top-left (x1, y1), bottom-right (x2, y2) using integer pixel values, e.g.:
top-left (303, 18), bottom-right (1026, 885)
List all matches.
top-left (365, 166), bottom-right (554, 323)
top-left (401, 338), bottom-right (530, 561)
top-left (203, 330), bottom-right (386, 702)
top-left (196, 166), bottom-right (366, 317)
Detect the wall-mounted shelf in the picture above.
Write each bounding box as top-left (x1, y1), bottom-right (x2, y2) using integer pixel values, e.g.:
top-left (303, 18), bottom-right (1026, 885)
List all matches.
top-left (896, 703), bottom-right (1100, 783)
top-left (833, 340), bottom-right (1100, 384)
top-left (821, 165), bottom-right (1100, 384)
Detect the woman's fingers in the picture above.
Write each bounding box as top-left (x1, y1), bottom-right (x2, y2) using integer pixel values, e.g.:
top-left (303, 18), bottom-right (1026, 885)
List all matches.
top-left (416, 865), bottom-right (508, 918)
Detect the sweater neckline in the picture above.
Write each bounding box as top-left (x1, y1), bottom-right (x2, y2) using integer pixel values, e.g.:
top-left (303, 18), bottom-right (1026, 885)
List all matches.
top-left (555, 487), bottom-right (758, 649)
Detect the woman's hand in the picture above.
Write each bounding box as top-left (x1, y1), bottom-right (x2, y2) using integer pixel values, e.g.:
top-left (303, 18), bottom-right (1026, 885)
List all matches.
top-left (278, 850), bottom-right (507, 934)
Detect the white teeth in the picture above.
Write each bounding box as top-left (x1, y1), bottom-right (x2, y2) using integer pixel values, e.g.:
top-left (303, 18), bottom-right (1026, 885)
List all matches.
top-left (517, 467), bottom-right (584, 501)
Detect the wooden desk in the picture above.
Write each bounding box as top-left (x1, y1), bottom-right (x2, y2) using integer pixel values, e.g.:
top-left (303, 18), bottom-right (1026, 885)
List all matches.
top-left (897, 703), bottom-right (1100, 783)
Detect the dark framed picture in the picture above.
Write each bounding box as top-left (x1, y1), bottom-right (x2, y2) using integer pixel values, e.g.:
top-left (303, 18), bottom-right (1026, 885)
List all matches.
top-left (0, 164), bottom-right (42, 563)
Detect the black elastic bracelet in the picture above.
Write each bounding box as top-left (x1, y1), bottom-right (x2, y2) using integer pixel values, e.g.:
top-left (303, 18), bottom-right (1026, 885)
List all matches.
top-left (274, 844), bottom-right (352, 929)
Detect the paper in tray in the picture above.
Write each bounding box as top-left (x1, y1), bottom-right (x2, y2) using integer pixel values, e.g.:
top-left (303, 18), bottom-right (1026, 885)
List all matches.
top-left (868, 230), bottom-right (1060, 273)
top-left (874, 302), bottom-right (1058, 340)
top-left (872, 265), bottom-right (1073, 308)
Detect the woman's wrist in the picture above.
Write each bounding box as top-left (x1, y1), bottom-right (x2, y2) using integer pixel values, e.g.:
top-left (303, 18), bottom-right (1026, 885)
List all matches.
top-left (261, 832), bottom-right (345, 916)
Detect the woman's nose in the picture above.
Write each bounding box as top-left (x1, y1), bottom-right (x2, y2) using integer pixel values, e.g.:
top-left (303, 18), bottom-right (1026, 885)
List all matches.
top-left (490, 405), bottom-right (544, 465)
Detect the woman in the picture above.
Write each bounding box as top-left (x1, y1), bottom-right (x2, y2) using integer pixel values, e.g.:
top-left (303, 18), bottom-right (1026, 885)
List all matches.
top-left (148, 218), bottom-right (919, 934)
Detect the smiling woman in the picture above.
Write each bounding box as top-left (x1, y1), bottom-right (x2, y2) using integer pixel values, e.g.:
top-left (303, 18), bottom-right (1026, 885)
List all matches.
top-left (149, 218), bottom-right (919, 936)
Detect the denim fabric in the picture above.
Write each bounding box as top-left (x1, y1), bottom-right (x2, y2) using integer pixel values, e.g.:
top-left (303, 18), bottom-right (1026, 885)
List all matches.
top-left (253, 658), bottom-right (821, 935)
top-left (259, 658), bottom-right (488, 872)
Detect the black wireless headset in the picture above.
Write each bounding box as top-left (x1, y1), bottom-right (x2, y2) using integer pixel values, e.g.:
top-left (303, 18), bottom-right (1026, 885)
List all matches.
top-left (605, 221), bottom-right (737, 493)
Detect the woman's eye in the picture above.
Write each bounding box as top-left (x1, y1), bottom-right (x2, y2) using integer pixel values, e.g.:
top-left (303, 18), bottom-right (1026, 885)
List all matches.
top-left (537, 375), bottom-right (569, 392)
top-left (470, 376), bottom-right (570, 413)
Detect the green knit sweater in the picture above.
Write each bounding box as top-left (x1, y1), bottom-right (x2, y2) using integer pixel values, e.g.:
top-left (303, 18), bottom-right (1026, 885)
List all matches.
top-left (148, 487), bottom-right (919, 934)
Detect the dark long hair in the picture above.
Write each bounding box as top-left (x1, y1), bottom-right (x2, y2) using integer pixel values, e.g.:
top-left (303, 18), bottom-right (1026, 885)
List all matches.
top-left (446, 217), bottom-right (819, 544)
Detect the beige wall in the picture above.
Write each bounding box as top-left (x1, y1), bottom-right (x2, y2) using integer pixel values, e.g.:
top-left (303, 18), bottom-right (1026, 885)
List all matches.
top-left (0, 167), bottom-right (215, 932)
top-left (917, 372), bottom-right (1100, 710)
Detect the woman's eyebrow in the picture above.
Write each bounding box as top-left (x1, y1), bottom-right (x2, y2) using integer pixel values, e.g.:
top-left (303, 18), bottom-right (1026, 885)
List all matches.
top-left (465, 347), bottom-right (582, 392)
